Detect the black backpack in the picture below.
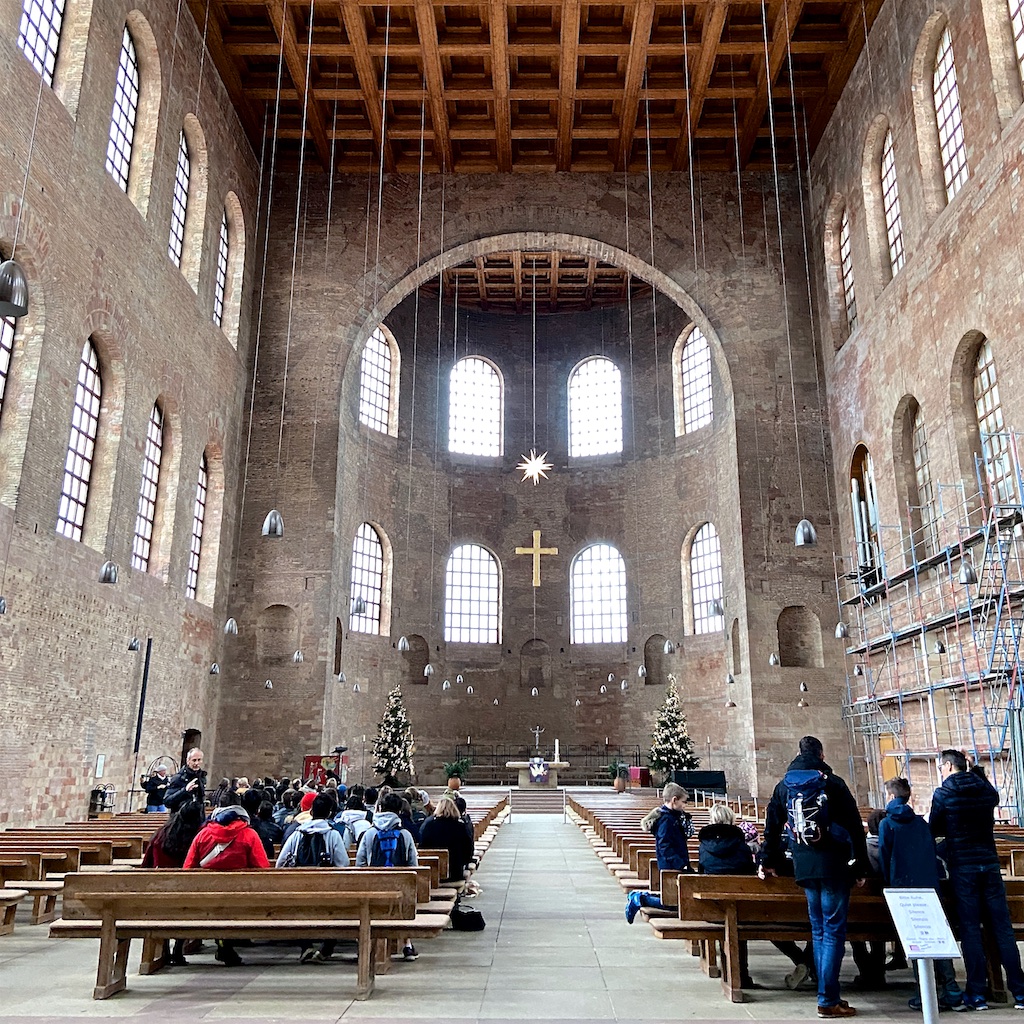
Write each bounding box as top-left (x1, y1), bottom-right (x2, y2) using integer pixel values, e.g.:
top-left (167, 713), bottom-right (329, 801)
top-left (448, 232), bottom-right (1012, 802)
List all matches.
top-left (370, 827), bottom-right (406, 867)
top-left (784, 769), bottom-right (831, 846)
top-left (294, 830), bottom-right (333, 867)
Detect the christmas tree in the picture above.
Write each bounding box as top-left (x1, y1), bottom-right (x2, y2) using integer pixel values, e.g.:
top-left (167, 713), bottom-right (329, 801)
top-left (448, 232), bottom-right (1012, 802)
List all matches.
top-left (648, 681), bottom-right (700, 776)
top-left (372, 685), bottom-right (415, 780)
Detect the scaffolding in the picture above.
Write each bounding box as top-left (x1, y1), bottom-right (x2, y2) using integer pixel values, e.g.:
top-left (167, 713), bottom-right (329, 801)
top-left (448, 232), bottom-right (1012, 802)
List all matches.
top-left (836, 431), bottom-right (1024, 820)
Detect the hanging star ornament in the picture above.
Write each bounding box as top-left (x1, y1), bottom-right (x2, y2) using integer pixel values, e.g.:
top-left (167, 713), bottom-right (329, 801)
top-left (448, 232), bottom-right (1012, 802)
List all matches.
top-left (517, 449), bottom-right (553, 485)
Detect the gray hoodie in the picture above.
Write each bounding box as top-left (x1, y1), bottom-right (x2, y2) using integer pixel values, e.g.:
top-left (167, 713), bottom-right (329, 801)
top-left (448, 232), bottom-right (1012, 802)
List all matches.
top-left (355, 811), bottom-right (418, 867)
top-left (336, 808), bottom-right (372, 847)
top-left (275, 817), bottom-right (350, 867)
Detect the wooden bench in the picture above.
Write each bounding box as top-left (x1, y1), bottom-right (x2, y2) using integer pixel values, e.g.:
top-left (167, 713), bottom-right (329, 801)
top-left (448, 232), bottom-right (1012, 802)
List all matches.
top-left (51, 869), bottom-right (447, 1001)
top-left (3, 879), bottom-right (63, 924)
top-left (0, 888), bottom-right (27, 935)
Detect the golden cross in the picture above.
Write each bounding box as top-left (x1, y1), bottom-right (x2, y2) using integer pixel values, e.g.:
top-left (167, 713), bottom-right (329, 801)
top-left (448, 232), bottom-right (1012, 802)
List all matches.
top-left (515, 529), bottom-right (558, 588)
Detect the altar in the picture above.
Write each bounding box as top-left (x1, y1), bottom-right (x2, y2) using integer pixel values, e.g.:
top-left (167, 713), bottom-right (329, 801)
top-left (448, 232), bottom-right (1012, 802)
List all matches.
top-left (506, 760), bottom-right (569, 788)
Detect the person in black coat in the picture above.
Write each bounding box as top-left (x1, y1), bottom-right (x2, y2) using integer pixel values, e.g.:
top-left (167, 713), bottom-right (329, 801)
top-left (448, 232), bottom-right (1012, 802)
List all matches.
top-left (164, 749), bottom-right (207, 812)
top-left (419, 797), bottom-right (475, 883)
top-left (645, 783), bottom-right (694, 873)
top-left (141, 766), bottom-right (170, 811)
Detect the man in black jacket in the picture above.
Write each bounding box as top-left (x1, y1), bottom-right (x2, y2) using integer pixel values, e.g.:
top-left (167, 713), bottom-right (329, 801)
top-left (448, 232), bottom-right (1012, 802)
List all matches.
top-left (165, 748), bottom-right (207, 812)
top-left (760, 736), bottom-right (867, 1019)
top-left (930, 749), bottom-right (1024, 1010)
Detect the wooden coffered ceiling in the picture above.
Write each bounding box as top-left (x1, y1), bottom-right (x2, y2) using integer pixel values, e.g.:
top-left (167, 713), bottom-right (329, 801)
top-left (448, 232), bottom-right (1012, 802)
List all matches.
top-left (189, 1), bottom-right (883, 175)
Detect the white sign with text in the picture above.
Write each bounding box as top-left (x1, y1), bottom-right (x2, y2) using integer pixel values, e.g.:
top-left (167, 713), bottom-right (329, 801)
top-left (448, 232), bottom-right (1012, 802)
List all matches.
top-left (883, 888), bottom-right (959, 959)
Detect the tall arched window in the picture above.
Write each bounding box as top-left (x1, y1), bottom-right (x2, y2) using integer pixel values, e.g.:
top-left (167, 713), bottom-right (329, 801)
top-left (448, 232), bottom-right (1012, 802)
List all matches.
top-left (449, 357), bottom-right (502, 456)
top-left (679, 328), bottom-right (713, 434)
top-left (839, 208), bottom-right (857, 332)
top-left (974, 339), bottom-right (1017, 504)
top-left (1011, 0), bottom-right (1024, 88)
top-left (350, 523), bottom-right (385, 635)
top-left (213, 208), bottom-right (229, 328)
top-left (570, 543), bottom-right (627, 644)
top-left (105, 26), bottom-right (139, 193)
top-left (912, 405), bottom-right (939, 556)
top-left (17, 0), bottom-right (66, 84)
top-left (57, 341), bottom-right (102, 541)
top-left (445, 543), bottom-right (501, 643)
top-left (851, 445), bottom-right (881, 577)
top-left (934, 26), bottom-right (968, 202)
top-left (359, 327), bottom-right (399, 436)
top-left (130, 403), bottom-right (164, 571)
top-left (0, 310), bottom-right (14, 426)
top-left (880, 130), bottom-right (905, 275)
top-left (168, 131), bottom-right (190, 267)
top-left (185, 453), bottom-right (207, 600)
top-left (568, 356), bottom-right (623, 456)
top-left (689, 523), bottom-right (724, 635)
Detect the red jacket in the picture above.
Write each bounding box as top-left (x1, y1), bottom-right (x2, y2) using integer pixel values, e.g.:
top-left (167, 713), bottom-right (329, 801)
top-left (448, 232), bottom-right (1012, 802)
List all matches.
top-left (183, 819), bottom-right (269, 870)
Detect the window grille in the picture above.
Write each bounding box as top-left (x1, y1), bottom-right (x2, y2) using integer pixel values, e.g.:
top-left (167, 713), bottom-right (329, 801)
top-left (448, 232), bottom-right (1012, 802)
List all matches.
top-left (974, 339), bottom-right (1017, 505)
top-left (449, 357), bottom-right (502, 456)
top-left (350, 523), bottom-right (384, 634)
top-left (130, 404), bottom-right (164, 571)
top-left (680, 329), bottom-right (713, 432)
top-left (568, 357), bottom-right (623, 456)
top-left (105, 26), bottom-right (139, 192)
top-left (912, 407), bottom-right (940, 556)
top-left (881, 130), bottom-right (905, 275)
top-left (570, 543), bottom-right (628, 644)
top-left (57, 342), bottom-right (102, 541)
top-left (185, 454), bottom-right (208, 600)
top-left (933, 26), bottom-right (969, 202)
top-left (1011, 0), bottom-right (1024, 89)
top-left (213, 209), bottom-right (229, 327)
top-left (168, 131), bottom-right (190, 267)
top-left (840, 209), bottom-right (857, 331)
top-left (690, 523), bottom-right (724, 635)
top-left (445, 543), bottom-right (500, 643)
top-left (358, 328), bottom-right (393, 435)
top-left (17, 0), bottom-right (65, 85)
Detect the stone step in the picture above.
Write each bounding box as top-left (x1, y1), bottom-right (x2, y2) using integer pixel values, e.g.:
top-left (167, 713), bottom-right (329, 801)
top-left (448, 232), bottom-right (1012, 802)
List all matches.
top-left (509, 789), bottom-right (565, 814)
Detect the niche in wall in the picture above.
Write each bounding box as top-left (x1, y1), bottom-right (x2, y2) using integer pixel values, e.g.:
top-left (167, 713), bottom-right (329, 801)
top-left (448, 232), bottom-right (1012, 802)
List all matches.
top-left (520, 638), bottom-right (550, 690)
top-left (256, 604), bottom-right (298, 664)
top-left (403, 634), bottom-right (429, 684)
top-left (777, 606), bottom-right (823, 668)
top-left (643, 634), bottom-right (668, 685)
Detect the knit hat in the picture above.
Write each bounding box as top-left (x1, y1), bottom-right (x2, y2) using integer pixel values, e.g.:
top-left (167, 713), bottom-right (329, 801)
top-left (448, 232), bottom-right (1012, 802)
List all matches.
top-left (300, 791), bottom-right (317, 813)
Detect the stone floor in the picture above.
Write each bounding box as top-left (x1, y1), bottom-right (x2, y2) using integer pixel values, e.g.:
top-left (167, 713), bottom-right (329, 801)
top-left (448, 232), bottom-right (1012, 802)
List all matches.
top-left (0, 812), bottom-right (1001, 1022)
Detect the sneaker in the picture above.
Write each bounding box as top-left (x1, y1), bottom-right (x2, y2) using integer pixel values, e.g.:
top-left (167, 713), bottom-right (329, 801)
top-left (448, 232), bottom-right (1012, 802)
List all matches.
top-left (818, 1003), bottom-right (857, 1018)
top-left (299, 947), bottom-right (324, 964)
top-left (214, 943), bottom-right (242, 967)
top-left (1014, 999), bottom-right (1024, 1011)
top-left (402, 945), bottom-right (418, 961)
top-left (625, 891), bottom-right (643, 925)
top-left (786, 963), bottom-right (811, 991)
top-left (956, 1001), bottom-right (989, 1012)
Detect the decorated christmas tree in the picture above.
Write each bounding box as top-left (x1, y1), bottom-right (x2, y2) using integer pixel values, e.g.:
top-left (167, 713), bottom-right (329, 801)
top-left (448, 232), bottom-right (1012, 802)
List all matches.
top-left (648, 681), bottom-right (700, 776)
top-left (372, 685), bottom-right (415, 780)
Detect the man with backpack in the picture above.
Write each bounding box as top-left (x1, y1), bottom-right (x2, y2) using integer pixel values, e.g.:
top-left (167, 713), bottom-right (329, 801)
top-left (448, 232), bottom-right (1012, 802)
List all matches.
top-left (760, 736), bottom-right (868, 1019)
top-left (355, 792), bottom-right (419, 960)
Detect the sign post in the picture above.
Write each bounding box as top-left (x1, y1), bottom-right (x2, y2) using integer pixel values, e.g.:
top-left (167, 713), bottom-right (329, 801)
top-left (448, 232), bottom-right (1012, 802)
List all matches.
top-left (883, 888), bottom-right (960, 1024)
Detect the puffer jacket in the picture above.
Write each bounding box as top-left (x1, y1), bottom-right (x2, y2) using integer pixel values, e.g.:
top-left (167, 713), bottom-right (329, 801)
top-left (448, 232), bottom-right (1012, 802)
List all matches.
top-left (183, 810), bottom-right (269, 870)
top-left (929, 768), bottom-right (1000, 869)
top-left (165, 767), bottom-right (207, 811)
top-left (698, 823), bottom-right (756, 875)
top-left (355, 811), bottom-right (418, 867)
top-left (652, 805), bottom-right (694, 872)
top-left (878, 798), bottom-right (941, 888)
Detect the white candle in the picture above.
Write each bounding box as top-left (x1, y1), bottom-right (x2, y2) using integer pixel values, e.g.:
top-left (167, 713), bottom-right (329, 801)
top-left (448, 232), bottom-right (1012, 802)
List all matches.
top-left (554, 739), bottom-right (559, 762)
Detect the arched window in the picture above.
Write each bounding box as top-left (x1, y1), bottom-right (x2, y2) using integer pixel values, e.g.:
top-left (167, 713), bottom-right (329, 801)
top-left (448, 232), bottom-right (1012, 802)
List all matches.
top-left (974, 339), bottom-right (1017, 504)
top-left (679, 328), bottom-right (713, 434)
top-left (689, 523), bottom-right (724, 635)
top-left (1012, 0), bottom-right (1024, 87)
top-left (213, 209), bottom-right (229, 327)
top-left (17, 0), bottom-right (66, 85)
top-left (911, 405), bottom-right (940, 556)
top-left (880, 130), bottom-right (905, 275)
top-left (934, 26), bottom-right (969, 202)
top-left (185, 453), bottom-right (207, 600)
top-left (350, 523), bottom-right (385, 635)
top-left (168, 131), bottom-right (190, 267)
top-left (0, 310), bottom-right (14, 426)
top-left (105, 26), bottom-right (139, 193)
top-left (130, 403), bottom-right (164, 571)
top-left (56, 341), bottom-right (102, 541)
top-left (449, 356), bottom-right (502, 456)
top-left (359, 326), bottom-right (399, 436)
top-left (570, 543), bottom-right (627, 644)
top-left (839, 208), bottom-right (857, 332)
top-left (445, 543), bottom-right (501, 643)
top-left (568, 356), bottom-right (623, 456)
top-left (219, 192), bottom-right (245, 346)
top-left (851, 445), bottom-right (881, 578)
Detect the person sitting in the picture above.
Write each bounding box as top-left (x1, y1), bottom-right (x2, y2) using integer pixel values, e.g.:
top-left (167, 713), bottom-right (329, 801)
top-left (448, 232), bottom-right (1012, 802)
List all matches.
top-left (183, 805), bottom-right (269, 966)
top-left (363, 787), bottom-right (378, 820)
top-left (274, 788), bottom-right (300, 827)
top-left (626, 783), bottom-right (694, 923)
top-left (397, 796), bottom-right (422, 845)
top-left (282, 791), bottom-right (319, 842)
top-left (420, 797), bottom-right (475, 885)
top-left (253, 799), bottom-right (284, 856)
top-left (335, 793), bottom-right (372, 849)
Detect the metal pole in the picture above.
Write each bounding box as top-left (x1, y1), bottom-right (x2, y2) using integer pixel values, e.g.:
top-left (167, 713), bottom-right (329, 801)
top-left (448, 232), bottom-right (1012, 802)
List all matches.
top-left (917, 957), bottom-right (940, 1024)
top-left (126, 637), bottom-right (153, 812)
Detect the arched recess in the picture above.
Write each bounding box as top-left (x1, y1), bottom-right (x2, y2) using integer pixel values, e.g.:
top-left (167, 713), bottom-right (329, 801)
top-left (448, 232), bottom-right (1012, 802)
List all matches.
top-left (179, 113), bottom-right (208, 292)
top-left (980, 0), bottom-right (1024, 122)
top-left (892, 394), bottom-right (938, 564)
top-left (402, 633), bottom-right (429, 684)
top-left (777, 606), bottom-right (823, 668)
top-left (257, 604), bottom-right (298, 663)
top-left (221, 191), bottom-right (246, 347)
top-left (823, 192), bottom-right (852, 348)
top-left (911, 11), bottom-right (955, 219)
top-left (122, 10), bottom-right (162, 219)
top-left (194, 441), bottom-right (224, 606)
top-left (51, 0), bottom-right (94, 118)
top-left (520, 639), bottom-right (550, 690)
top-left (643, 634), bottom-right (667, 686)
top-left (850, 443), bottom-right (881, 580)
top-left (861, 114), bottom-right (895, 289)
top-left (730, 619), bottom-right (741, 673)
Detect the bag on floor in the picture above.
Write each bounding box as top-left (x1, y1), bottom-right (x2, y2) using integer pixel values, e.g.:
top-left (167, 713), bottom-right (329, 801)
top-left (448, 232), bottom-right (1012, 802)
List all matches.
top-left (451, 897), bottom-right (486, 931)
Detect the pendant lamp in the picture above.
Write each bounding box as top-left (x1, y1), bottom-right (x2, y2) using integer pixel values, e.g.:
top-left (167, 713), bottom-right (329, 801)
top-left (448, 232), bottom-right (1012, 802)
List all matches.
top-left (337, 671), bottom-right (347, 683)
top-left (264, 679), bottom-right (273, 690)
top-left (209, 663), bottom-right (220, 675)
top-left (663, 639), bottom-right (676, 654)
top-left (958, 559), bottom-right (977, 586)
top-left (795, 519), bottom-right (817, 547)
top-left (0, 596), bottom-right (7, 615)
top-left (397, 635), bottom-right (410, 652)
top-left (637, 665), bottom-right (648, 678)
top-left (0, 259), bottom-right (29, 318)
top-left (127, 637), bottom-right (140, 652)
top-left (261, 509), bottom-right (284, 538)
top-left (99, 560), bottom-right (119, 584)
top-left (441, 679), bottom-right (451, 691)
top-left (292, 649), bottom-right (304, 664)
top-left (224, 617), bottom-right (239, 635)
top-left (423, 663), bottom-right (434, 677)
top-left (835, 621), bottom-right (849, 639)
top-left (768, 652), bottom-right (780, 666)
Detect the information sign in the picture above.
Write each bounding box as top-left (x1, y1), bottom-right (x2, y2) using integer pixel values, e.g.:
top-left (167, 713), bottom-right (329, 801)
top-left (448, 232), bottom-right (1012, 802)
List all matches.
top-left (883, 888), bottom-right (959, 959)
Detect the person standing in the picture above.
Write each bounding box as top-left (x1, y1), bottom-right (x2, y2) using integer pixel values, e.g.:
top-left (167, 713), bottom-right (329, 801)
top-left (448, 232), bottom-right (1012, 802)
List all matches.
top-left (760, 736), bottom-right (868, 1019)
top-left (141, 765), bottom-right (170, 812)
top-left (929, 750), bottom-right (1024, 1011)
top-left (165, 749), bottom-right (207, 812)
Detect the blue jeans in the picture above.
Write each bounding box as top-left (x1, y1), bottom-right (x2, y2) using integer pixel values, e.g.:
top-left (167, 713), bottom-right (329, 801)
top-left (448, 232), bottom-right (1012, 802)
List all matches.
top-left (804, 882), bottom-right (851, 1008)
top-left (145, 804), bottom-right (166, 813)
top-left (951, 863), bottom-right (1024, 1003)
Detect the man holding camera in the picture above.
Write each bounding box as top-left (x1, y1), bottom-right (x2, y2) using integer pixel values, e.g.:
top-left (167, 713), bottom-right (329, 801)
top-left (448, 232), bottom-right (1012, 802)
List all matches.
top-left (141, 765), bottom-right (170, 812)
top-left (165, 749), bottom-right (207, 811)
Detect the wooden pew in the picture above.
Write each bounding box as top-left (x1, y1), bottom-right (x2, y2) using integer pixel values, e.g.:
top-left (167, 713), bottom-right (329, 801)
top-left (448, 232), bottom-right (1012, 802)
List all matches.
top-left (51, 869), bottom-right (446, 1001)
top-left (3, 879), bottom-right (63, 924)
top-left (0, 888), bottom-right (28, 935)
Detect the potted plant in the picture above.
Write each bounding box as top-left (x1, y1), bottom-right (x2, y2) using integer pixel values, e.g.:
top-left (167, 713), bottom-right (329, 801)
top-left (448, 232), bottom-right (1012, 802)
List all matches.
top-left (607, 759), bottom-right (630, 792)
top-left (442, 757), bottom-right (472, 791)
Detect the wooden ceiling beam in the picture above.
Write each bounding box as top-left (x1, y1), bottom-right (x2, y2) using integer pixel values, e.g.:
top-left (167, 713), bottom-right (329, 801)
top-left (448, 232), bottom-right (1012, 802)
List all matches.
top-left (490, 1), bottom-right (513, 171)
top-left (671, 0), bottom-right (727, 171)
top-left (338, 2), bottom-right (397, 173)
top-left (555, 0), bottom-right (582, 171)
top-left (414, 0), bottom-right (454, 171)
top-left (266, 0), bottom-right (333, 172)
top-left (615, 0), bottom-right (657, 172)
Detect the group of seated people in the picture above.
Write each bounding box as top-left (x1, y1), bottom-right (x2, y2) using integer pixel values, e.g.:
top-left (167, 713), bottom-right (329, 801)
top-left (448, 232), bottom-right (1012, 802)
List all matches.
top-left (140, 752), bottom-right (477, 967)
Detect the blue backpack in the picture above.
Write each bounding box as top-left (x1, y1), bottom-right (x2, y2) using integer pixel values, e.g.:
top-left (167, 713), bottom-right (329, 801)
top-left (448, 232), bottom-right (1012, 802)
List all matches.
top-left (784, 769), bottom-right (831, 846)
top-left (370, 827), bottom-right (406, 867)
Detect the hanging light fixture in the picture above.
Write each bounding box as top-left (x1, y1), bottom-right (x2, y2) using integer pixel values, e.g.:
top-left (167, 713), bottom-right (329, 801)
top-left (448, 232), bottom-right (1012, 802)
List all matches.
top-left (531, 687), bottom-right (539, 697)
top-left (0, 259), bottom-right (29, 318)
top-left (466, 685), bottom-right (474, 695)
top-left (575, 699), bottom-right (582, 707)
top-left (799, 682), bottom-right (809, 693)
top-left (768, 652), bottom-right (780, 666)
top-left (352, 595), bottom-right (367, 616)
top-left (607, 672), bottom-right (615, 683)
top-left (224, 617), bottom-right (239, 636)
top-left (725, 698), bottom-right (737, 709)
top-left (99, 560), bottom-right (119, 584)
top-left (958, 558), bottom-right (977, 586)
top-left (292, 649), bottom-right (304, 664)
top-left (209, 663), bottom-right (220, 675)
top-left (456, 674), bottom-right (464, 685)
top-left (709, 598), bottom-right (725, 618)
top-left (726, 673), bottom-right (735, 685)
top-left (663, 639), bottom-right (676, 655)
top-left (794, 519), bottom-right (817, 547)
top-left (620, 679), bottom-right (629, 691)
top-left (835, 621), bottom-right (849, 639)
top-left (599, 684), bottom-right (608, 694)
top-left (261, 509), bottom-right (284, 538)
top-left (493, 698), bottom-right (499, 706)
top-left (797, 697), bottom-right (809, 708)
top-left (0, 596), bottom-right (7, 615)
top-left (264, 679), bottom-right (273, 690)
top-left (397, 635), bottom-right (410, 653)
top-left (337, 670), bottom-right (347, 683)
top-left (854, 664), bottom-right (864, 676)
top-left (933, 640), bottom-right (946, 655)
top-left (441, 679), bottom-right (451, 691)
top-left (423, 663), bottom-right (434, 677)
top-left (127, 637), bottom-right (140, 652)
top-left (637, 665), bottom-right (648, 679)
top-left (352, 682), bottom-right (361, 693)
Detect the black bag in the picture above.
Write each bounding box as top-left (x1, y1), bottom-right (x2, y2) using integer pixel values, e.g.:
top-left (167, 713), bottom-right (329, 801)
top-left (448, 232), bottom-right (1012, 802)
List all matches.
top-left (294, 830), bottom-right (332, 867)
top-left (451, 896), bottom-right (485, 931)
